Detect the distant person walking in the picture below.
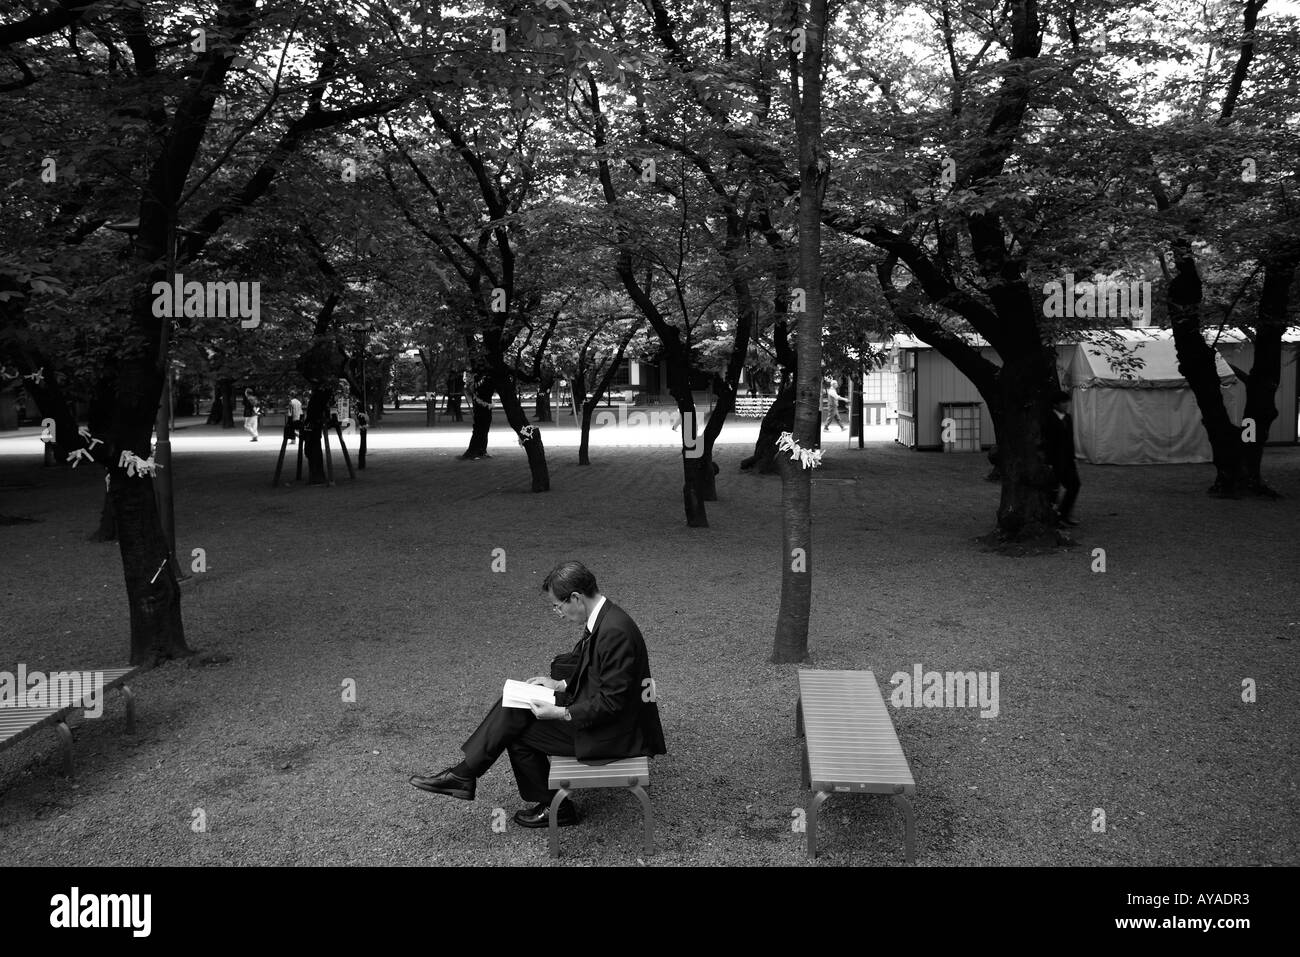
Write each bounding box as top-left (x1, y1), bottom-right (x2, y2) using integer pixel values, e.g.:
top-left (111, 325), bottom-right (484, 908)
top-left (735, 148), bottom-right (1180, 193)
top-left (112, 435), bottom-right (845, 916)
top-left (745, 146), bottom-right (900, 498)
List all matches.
top-left (823, 377), bottom-right (847, 431)
top-left (243, 388), bottom-right (261, 442)
top-left (447, 372), bottom-right (464, 422)
top-left (288, 393), bottom-right (303, 445)
top-left (1045, 389), bottom-right (1080, 527)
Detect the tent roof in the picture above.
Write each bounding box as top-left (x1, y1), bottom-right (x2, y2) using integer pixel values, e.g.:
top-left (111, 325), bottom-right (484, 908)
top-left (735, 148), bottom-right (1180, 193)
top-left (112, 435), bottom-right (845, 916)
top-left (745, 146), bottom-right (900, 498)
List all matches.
top-left (1069, 336), bottom-right (1236, 389)
top-left (888, 333), bottom-right (992, 350)
top-left (1205, 326), bottom-right (1300, 345)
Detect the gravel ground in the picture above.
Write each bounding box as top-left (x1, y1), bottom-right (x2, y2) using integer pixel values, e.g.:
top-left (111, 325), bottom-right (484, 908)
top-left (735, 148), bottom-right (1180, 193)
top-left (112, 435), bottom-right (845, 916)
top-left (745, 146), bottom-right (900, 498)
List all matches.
top-left (1, 412), bottom-right (1296, 867)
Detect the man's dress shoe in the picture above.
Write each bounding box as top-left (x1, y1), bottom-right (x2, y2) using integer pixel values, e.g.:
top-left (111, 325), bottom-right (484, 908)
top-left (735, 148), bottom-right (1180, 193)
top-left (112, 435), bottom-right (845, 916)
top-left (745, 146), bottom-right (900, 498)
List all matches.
top-left (514, 800), bottom-right (578, 828)
top-left (409, 767), bottom-right (476, 800)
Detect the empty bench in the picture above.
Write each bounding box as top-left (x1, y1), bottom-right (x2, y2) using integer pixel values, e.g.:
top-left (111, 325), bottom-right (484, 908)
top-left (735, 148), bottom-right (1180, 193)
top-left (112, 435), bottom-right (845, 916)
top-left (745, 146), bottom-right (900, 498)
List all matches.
top-left (796, 669), bottom-right (916, 862)
top-left (547, 756), bottom-right (654, 858)
top-left (0, 667), bottom-right (141, 778)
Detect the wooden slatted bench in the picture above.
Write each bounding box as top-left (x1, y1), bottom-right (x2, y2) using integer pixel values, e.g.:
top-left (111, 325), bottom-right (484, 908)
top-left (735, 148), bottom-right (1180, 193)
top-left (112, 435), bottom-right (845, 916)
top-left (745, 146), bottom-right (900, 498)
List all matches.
top-left (796, 669), bottom-right (916, 862)
top-left (0, 667), bottom-right (141, 778)
top-left (546, 756), bottom-right (653, 859)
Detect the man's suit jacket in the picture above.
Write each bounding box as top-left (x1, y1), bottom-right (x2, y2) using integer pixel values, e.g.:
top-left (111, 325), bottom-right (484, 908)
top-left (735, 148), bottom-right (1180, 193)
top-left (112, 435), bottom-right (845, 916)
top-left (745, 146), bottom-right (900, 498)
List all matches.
top-left (552, 600), bottom-right (667, 761)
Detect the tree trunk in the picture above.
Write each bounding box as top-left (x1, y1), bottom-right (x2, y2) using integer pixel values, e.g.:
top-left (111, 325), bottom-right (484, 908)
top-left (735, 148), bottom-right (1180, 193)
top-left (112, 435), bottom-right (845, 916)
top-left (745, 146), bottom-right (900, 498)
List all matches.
top-left (772, 0), bottom-right (829, 663)
top-left (578, 401), bottom-right (595, 466)
top-left (108, 327), bottom-right (191, 665)
top-left (367, 357), bottom-right (390, 426)
top-left (992, 353), bottom-right (1061, 541)
top-left (1242, 328), bottom-right (1282, 495)
top-left (114, 469), bottom-right (189, 665)
top-left (1241, 250), bottom-right (1296, 495)
top-left (1167, 257), bottom-right (1243, 495)
top-left (219, 378), bottom-right (235, 428)
top-left (300, 386), bottom-right (333, 485)
top-left (700, 375), bottom-right (741, 501)
top-left (206, 383), bottom-right (223, 425)
top-left (742, 382), bottom-right (797, 473)
top-left (461, 375), bottom-right (493, 459)
top-left (575, 370), bottom-right (594, 466)
top-left (88, 486), bottom-right (116, 541)
top-left (698, 448), bottom-right (717, 500)
top-left (670, 384), bottom-right (708, 527)
top-left (497, 373), bottom-right (550, 491)
top-left (773, 444), bottom-right (813, 663)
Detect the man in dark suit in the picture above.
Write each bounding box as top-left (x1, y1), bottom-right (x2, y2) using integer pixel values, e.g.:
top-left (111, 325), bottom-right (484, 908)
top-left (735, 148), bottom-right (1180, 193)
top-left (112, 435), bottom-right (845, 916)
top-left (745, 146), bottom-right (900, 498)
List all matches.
top-left (1045, 389), bottom-right (1081, 527)
top-left (409, 561), bottom-right (667, 828)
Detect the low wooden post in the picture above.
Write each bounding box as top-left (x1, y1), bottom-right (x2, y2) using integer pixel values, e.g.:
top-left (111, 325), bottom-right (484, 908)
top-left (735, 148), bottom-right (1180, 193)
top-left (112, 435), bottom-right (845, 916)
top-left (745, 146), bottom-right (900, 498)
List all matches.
top-left (272, 416), bottom-right (294, 487)
top-left (323, 420), bottom-right (335, 486)
top-left (331, 413), bottom-right (355, 479)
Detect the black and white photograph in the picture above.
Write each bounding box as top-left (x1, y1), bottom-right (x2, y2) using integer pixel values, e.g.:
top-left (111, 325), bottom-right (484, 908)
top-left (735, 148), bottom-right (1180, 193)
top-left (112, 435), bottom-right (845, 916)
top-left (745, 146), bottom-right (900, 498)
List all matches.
top-left (1, 0), bottom-right (1295, 936)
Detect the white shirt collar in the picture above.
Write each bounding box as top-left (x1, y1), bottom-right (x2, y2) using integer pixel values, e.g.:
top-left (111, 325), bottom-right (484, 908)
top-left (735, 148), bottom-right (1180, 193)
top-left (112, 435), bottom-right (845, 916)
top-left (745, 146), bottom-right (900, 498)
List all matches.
top-left (1054, 410), bottom-right (1066, 419)
top-left (585, 595), bottom-right (606, 633)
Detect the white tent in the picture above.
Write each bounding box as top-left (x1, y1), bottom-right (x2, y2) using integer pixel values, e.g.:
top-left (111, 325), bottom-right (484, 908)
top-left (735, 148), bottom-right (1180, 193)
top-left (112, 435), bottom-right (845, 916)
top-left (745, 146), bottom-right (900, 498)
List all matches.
top-left (1061, 333), bottom-right (1245, 465)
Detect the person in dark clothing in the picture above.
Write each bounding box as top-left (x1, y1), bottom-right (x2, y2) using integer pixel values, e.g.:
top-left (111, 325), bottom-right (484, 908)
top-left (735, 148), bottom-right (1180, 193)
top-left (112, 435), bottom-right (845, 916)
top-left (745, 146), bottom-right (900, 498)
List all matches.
top-left (1045, 389), bottom-right (1080, 526)
top-left (447, 372), bottom-right (464, 421)
top-left (409, 561), bottom-right (667, 828)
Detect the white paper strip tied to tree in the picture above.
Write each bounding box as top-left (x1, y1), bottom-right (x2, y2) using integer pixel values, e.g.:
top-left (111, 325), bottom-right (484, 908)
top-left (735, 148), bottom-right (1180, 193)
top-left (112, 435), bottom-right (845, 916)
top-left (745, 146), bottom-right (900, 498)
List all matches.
top-left (777, 431), bottom-right (824, 470)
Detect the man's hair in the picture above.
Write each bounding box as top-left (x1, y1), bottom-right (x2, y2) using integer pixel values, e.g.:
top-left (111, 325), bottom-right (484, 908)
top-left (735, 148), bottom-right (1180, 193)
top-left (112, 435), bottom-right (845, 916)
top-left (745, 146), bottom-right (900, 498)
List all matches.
top-left (1051, 389), bottom-right (1071, 404)
top-left (542, 561), bottom-right (598, 599)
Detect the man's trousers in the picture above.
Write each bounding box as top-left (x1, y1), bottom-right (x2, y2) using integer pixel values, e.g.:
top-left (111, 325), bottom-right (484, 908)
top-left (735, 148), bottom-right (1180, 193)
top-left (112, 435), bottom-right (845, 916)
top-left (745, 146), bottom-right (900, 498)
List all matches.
top-left (461, 698), bottom-right (577, 802)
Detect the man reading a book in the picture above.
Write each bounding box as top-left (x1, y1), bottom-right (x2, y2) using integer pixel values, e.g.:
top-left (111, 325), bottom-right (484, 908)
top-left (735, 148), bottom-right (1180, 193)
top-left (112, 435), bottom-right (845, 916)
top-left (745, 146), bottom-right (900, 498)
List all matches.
top-left (409, 561), bottom-right (667, 828)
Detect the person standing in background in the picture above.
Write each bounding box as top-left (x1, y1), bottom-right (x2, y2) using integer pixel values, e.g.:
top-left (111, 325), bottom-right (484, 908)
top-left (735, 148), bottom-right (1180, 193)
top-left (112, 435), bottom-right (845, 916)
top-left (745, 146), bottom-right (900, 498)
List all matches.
top-left (1045, 389), bottom-right (1080, 527)
top-left (288, 392), bottom-right (303, 445)
top-left (243, 388), bottom-right (261, 442)
top-left (447, 371), bottom-right (464, 422)
top-left (823, 377), bottom-right (847, 431)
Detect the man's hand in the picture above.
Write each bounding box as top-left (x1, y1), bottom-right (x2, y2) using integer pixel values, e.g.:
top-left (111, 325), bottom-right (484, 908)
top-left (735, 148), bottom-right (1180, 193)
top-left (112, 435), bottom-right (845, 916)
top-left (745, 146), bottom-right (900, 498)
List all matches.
top-left (529, 701), bottom-right (568, 721)
top-left (525, 676), bottom-right (560, 691)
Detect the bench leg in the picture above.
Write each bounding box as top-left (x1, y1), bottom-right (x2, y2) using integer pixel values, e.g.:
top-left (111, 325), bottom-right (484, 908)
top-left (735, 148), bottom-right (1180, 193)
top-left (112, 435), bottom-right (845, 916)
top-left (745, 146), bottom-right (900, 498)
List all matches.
top-left (892, 794), bottom-right (916, 864)
top-left (795, 695), bottom-right (804, 738)
top-left (807, 790), bottom-right (828, 860)
top-left (629, 784), bottom-right (654, 856)
top-left (120, 683), bottom-right (136, 734)
top-left (800, 743), bottom-right (810, 790)
top-left (548, 787), bottom-right (571, 859)
top-left (55, 720), bottom-right (75, 778)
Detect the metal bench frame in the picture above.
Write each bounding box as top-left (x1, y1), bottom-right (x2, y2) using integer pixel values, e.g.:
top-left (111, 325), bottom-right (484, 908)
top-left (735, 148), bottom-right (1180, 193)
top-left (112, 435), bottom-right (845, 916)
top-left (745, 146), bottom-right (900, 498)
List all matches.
top-left (0, 667), bottom-right (140, 778)
top-left (796, 669), bottom-right (916, 862)
top-left (546, 755), bottom-right (654, 859)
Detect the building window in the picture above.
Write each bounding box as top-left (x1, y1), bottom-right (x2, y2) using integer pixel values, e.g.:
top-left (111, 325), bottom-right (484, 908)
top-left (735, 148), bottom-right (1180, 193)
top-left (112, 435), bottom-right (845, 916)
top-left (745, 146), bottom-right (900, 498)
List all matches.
top-left (898, 352), bottom-right (916, 416)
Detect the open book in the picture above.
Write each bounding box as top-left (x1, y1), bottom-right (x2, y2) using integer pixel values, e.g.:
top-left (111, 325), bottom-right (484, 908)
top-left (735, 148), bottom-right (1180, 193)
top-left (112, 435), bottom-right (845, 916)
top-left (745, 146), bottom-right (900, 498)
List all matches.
top-left (502, 678), bottom-right (555, 710)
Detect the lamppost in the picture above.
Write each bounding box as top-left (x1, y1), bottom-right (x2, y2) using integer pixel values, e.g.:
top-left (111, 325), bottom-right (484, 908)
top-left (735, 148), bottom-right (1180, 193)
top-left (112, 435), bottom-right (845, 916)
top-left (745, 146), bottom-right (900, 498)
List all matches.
top-left (349, 321), bottom-right (374, 469)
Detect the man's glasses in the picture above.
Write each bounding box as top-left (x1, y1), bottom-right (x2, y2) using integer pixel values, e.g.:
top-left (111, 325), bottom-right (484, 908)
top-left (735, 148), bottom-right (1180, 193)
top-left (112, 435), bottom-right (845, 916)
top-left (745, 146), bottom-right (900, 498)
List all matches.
top-left (551, 595), bottom-right (571, 615)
